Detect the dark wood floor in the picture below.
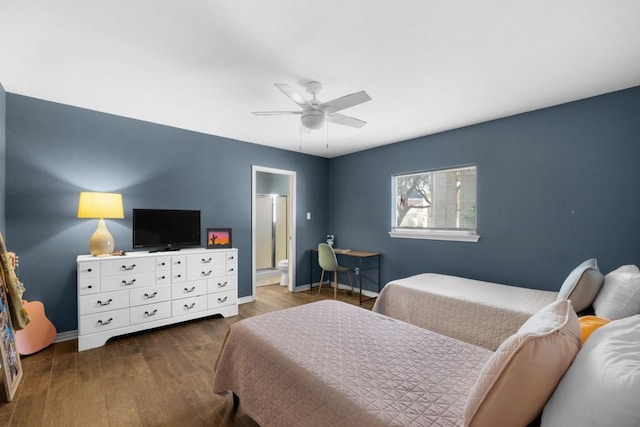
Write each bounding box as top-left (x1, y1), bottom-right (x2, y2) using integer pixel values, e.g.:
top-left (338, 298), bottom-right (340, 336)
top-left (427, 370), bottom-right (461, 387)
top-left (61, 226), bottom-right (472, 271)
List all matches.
top-left (0, 284), bottom-right (373, 426)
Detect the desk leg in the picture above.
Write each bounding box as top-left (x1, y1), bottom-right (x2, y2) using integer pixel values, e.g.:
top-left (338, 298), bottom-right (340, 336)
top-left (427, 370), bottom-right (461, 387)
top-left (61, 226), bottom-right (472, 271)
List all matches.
top-left (358, 254), bottom-right (381, 306)
top-left (359, 257), bottom-right (364, 305)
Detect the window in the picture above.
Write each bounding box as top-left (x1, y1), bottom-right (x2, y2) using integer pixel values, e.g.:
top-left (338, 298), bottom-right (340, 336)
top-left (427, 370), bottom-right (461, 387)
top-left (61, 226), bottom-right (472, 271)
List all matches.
top-left (390, 165), bottom-right (479, 242)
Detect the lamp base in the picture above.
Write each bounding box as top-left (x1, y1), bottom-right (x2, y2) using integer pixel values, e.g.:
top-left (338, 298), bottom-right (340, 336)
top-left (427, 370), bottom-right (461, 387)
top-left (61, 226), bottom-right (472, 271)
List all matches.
top-left (89, 219), bottom-right (115, 257)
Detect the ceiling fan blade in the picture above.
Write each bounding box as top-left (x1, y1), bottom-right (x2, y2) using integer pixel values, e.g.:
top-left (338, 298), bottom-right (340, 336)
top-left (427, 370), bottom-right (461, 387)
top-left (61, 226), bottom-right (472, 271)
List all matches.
top-left (321, 91), bottom-right (371, 113)
top-left (274, 83), bottom-right (310, 108)
top-left (327, 113), bottom-right (367, 128)
top-left (252, 111), bottom-right (302, 116)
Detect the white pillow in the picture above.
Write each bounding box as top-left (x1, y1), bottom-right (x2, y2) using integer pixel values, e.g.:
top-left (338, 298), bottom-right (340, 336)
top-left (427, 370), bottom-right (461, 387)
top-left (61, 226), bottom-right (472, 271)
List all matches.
top-left (464, 300), bottom-right (581, 427)
top-left (557, 258), bottom-right (603, 312)
top-left (541, 314), bottom-right (640, 427)
top-left (593, 265), bottom-right (640, 320)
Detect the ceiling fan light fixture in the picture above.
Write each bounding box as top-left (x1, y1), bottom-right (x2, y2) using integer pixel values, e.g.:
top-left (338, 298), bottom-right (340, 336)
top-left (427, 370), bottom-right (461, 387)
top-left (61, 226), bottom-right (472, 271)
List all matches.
top-left (301, 110), bottom-right (325, 129)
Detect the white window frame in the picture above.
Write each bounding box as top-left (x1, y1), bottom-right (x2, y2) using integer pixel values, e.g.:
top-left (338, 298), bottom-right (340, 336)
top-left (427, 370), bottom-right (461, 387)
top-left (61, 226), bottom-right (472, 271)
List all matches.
top-left (389, 165), bottom-right (480, 242)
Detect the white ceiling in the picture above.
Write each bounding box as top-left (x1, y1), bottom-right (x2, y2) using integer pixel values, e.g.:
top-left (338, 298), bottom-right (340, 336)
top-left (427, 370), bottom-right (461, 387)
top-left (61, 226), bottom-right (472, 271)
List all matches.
top-left (1, 1), bottom-right (639, 158)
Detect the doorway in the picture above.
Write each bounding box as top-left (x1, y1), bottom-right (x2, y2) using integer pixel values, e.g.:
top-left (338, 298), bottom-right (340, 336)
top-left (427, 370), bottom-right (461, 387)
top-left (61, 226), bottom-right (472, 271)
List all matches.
top-left (252, 166), bottom-right (296, 298)
top-left (255, 194), bottom-right (288, 279)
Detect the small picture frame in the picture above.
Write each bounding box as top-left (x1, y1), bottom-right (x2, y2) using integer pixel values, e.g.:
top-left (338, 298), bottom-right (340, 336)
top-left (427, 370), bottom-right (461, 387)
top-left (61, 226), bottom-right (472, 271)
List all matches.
top-left (206, 228), bottom-right (232, 249)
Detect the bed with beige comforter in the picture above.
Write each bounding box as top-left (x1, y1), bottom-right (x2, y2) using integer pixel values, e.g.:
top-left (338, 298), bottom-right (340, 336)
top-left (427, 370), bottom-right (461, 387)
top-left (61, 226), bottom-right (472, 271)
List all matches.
top-left (213, 300), bottom-right (492, 426)
top-left (372, 273), bottom-right (558, 350)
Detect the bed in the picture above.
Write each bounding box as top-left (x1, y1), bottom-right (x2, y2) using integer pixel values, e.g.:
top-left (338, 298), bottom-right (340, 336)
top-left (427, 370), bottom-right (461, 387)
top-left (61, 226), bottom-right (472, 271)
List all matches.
top-left (212, 299), bottom-right (581, 427)
top-left (372, 273), bottom-right (558, 350)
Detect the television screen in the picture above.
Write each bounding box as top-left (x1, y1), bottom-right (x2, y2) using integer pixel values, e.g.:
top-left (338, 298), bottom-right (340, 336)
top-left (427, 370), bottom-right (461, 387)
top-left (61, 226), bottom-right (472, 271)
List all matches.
top-left (133, 209), bottom-right (201, 251)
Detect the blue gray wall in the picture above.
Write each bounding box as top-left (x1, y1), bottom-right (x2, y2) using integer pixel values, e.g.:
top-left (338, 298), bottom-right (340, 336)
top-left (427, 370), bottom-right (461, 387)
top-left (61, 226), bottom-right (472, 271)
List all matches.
top-left (5, 94), bottom-right (329, 332)
top-left (328, 86), bottom-right (640, 292)
top-left (0, 83), bottom-right (5, 234)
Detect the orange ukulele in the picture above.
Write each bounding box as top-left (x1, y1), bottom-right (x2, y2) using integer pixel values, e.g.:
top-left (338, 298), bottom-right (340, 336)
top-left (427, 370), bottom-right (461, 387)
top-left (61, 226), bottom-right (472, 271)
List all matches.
top-left (9, 253), bottom-right (57, 355)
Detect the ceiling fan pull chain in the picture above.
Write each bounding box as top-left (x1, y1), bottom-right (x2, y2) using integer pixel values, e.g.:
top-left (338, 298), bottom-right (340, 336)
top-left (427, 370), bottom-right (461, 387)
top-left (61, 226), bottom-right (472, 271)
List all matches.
top-left (326, 122), bottom-right (329, 150)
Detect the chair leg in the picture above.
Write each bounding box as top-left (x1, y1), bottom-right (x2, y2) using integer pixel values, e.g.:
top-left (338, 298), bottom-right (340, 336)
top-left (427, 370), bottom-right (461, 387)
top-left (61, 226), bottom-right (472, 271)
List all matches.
top-left (334, 271), bottom-right (338, 299)
top-left (318, 270), bottom-right (325, 295)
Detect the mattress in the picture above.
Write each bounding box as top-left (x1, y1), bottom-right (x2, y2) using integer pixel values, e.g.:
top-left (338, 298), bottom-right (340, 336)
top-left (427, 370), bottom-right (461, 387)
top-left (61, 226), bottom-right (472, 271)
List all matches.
top-left (213, 300), bottom-right (492, 426)
top-left (372, 273), bottom-right (558, 350)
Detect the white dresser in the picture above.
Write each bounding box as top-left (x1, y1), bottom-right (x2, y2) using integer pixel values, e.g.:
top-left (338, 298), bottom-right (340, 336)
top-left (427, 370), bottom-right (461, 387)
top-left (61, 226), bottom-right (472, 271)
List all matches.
top-left (77, 248), bottom-right (238, 351)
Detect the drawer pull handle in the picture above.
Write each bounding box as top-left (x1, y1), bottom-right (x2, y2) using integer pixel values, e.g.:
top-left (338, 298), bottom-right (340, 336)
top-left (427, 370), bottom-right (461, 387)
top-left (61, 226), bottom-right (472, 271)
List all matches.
top-left (184, 302), bottom-right (196, 310)
top-left (87, 268), bottom-right (93, 272)
top-left (184, 286), bottom-right (196, 293)
top-left (144, 309), bottom-right (158, 317)
top-left (161, 262), bottom-right (166, 266)
top-left (229, 256), bottom-right (235, 260)
top-left (121, 264), bottom-right (136, 271)
top-left (201, 257), bottom-right (212, 264)
top-left (121, 279), bottom-right (136, 286)
top-left (217, 281), bottom-right (228, 288)
top-left (87, 285), bottom-right (93, 289)
top-left (218, 296), bottom-right (228, 303)
top-left (175, 274), bottom-right (182, 278)
top-left (159, 275), bottom-right (166, 280)
top-left (97, 299), bottom-right (112, 306)
top-left (201, 270), bottom-right (212, 277)
top-left (97, 318), bottom-right (113, 326)
top-left (144, 292), bottom-right (158, 299)
top-left (175, 260), bottom-right (182, 265)
top-left (228, 268), bottom-right (235, 272)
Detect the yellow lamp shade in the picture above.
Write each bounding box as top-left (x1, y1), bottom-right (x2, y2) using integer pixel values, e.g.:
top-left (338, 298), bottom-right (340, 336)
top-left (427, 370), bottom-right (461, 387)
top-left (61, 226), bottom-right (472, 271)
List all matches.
top-left (77, 192), bottom-right (124, 219)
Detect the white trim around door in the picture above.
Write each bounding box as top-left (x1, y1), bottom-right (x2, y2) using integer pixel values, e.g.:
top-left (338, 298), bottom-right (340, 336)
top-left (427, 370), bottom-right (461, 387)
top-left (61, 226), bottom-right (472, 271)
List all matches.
top-left (251, 165), bottom-right (297, 299)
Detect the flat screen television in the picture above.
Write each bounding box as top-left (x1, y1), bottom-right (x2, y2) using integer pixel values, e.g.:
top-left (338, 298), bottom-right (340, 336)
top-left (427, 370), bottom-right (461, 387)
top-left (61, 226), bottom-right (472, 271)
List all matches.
top-left (133, 209), bottom-right (201, 251)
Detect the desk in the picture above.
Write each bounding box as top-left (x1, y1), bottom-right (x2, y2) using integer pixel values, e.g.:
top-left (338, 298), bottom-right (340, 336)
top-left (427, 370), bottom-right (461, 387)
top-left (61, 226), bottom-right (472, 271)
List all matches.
top-left (310, 248), bottom-right (381, 305)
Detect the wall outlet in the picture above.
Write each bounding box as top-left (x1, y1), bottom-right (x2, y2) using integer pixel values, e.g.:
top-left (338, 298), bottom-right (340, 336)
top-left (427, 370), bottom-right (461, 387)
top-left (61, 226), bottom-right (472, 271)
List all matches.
top-left (355, 267), bottom-right (360, 276)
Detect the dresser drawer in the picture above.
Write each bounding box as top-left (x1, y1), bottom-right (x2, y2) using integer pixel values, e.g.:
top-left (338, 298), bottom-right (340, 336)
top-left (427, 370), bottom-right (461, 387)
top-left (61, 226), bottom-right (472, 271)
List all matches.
top-left (79, 290), bottom-right (129, 315)
top-left (171, 255), bottom-right (186, 269)
top-left (208, 290), bottom-right (237, 309)
top-left (155, 269), bottom-right (171, 285)
top-left (154, 256), bottom-right (171, 272)
top-left (100, 258), bottom-right (156, 276)
top-left (80, 308), bottom-right (129, 335)
top-left (224, 264), bottom-right (237, 276)
top-left (187, 252), bottom-right (226, 267)
top-left (101, 272), bottom-right (156, 292)
top-left (172, 295), bottom-right (207, 316)
top-left (78, 261), bottom-right (100, 278)
top-left (225, 251), bottom-right (238, 265)
top-left (172, 280), bottom-right (207, 300)
top-left (130, 285), bottom-right (171, 307)
top-left (208, 276), bottom-right (238, 294)
top-left (130, 301), bottom-right (171, 324)
top-left (187, 265), bottom-right (226, 281)
top-left (78, 277), bottom-right (100, 295)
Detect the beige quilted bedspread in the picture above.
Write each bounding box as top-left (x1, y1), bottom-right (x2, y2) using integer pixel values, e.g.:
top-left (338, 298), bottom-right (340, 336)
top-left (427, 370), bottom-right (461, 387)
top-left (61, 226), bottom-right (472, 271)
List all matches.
top-left (213, 300), bottom-right (492, 426)
top-left (373, 273), bottom-right (558, 350)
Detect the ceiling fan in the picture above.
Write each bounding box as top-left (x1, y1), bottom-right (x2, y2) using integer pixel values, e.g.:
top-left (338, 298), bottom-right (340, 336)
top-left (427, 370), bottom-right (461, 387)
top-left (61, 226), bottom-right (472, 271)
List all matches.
top-left (253, 82), bottom-right (372, 130)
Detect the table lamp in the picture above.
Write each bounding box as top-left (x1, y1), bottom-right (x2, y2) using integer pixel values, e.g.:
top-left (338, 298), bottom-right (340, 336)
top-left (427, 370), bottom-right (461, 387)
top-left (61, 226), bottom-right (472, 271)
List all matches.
top-left (77, 192), bottom-right (124, 256)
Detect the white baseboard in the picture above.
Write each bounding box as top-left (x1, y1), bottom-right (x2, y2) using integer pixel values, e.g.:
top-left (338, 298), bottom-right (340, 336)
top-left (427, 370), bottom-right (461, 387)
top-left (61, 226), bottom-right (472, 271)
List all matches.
top-left (55, 329), bottom-right (78, 343)
top-left (238, 295), bottom-right (256, 304)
